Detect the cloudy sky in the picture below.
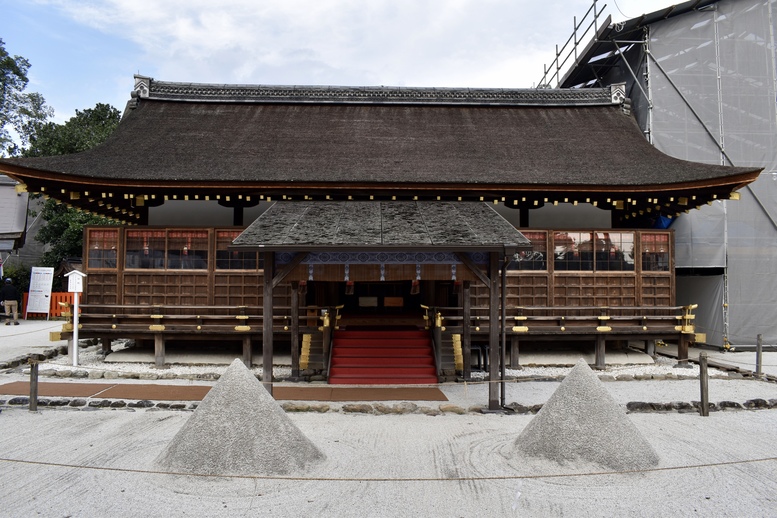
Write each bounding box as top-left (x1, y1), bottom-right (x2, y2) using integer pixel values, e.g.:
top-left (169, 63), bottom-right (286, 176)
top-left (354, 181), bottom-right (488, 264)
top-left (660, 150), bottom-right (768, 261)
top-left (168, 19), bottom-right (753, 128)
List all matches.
top-left (3, 0), bottom-right (671, 123)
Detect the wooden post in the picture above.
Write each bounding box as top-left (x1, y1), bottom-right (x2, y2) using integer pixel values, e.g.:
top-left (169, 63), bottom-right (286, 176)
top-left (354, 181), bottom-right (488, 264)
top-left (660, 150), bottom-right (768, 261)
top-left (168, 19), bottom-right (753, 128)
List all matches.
top-left (262, 252), bottom-right (275, 395)
top-left (677, 334), bottom-right (689, 365)
top-left (488, 252), bottom-right (500, 410)
top-left (154, 334), bottom-right (165, 368)
top-left (101, 337), bottom-right (112, 355)
top-left (290, 281), bottom-right (300, 379)
top-left (595, 335), bottom-right (605, 370)
top-left (756, 334), bottom-right (763, 378)
top-left (242, 336), bottom-right (252, 368)
top-left (646, 339), bottom-right (656, 358)
top-left (699, 352), bottom-right (709, 417)
top-left (29, 362), bottom-right (38, 412)
top-left (462, 281), bottom-right (472, 380)
top-left (509, 336), bottom-right (520, 368)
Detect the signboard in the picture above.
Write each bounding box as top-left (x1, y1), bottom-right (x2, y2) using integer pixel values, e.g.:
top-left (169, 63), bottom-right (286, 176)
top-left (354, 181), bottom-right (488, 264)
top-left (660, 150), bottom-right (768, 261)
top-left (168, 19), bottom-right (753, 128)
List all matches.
top-left (67, 271), bottom-right (84, 293)
top-left (26, 267), bottom-right (55, 319)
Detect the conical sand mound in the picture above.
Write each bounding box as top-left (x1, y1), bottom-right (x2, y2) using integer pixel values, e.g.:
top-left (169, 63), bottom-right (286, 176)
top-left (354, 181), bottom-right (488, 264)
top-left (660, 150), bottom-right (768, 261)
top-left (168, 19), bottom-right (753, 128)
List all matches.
top-left (155, 359), bottom-right (325, 476)
top-left (515, 358), bottom-right (659, 471)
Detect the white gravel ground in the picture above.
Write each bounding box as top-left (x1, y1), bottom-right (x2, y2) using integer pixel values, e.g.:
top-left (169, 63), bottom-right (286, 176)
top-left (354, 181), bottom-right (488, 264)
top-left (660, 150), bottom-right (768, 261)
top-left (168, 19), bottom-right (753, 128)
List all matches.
top-left (0, 405), bottom-right (775, 517)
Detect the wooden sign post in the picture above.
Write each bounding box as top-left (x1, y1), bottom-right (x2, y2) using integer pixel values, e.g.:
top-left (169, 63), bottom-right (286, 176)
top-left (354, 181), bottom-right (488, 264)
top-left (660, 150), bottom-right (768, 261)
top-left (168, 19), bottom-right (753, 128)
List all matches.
top-left (65, 271), bottom-right (86, 367)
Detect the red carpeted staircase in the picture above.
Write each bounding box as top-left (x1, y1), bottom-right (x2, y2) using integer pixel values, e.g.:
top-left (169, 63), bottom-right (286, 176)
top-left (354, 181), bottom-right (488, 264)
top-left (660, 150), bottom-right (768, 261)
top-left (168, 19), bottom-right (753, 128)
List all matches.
top-left (328, 329), bottom-right (438, 384)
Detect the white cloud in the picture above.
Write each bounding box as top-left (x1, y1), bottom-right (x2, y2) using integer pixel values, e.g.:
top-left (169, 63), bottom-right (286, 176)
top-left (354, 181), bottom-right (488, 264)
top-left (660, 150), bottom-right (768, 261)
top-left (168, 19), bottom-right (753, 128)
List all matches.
top-left (41, 0), bottom-right (621, 88)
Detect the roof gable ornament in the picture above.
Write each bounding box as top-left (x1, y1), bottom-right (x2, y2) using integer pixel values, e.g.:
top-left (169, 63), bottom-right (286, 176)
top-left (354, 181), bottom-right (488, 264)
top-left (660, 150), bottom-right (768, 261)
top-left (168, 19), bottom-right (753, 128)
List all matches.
top-left (610, 83), bottom-right (632, 116)
top-left (133, 75), bottom-right (151, 99)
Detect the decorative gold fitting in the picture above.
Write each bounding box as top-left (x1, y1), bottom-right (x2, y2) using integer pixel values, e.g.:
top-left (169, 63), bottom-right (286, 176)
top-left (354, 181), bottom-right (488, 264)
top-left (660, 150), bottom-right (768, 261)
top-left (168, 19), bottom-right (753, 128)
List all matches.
top-left (235, 315), bottom-right (249, 320)
top-left (512, 326), bottom-right (528, 333)
top-left (596, 326), bottom-right (612, 332)
top-left (149, 324), bottom-right (165, 331)
top-left (235, 325), bottom-right (251, 332)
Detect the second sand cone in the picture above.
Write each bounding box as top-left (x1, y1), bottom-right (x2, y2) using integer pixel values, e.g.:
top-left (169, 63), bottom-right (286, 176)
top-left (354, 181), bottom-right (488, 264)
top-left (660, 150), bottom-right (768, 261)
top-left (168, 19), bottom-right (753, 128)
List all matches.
top-left (514, 358), bottom-right (660, 471)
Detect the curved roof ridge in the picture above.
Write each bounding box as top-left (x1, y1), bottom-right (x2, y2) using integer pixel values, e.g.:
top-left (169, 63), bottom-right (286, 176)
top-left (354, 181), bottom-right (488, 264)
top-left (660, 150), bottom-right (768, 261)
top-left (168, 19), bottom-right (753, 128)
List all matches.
top-left (132, 74), bottom-right (619, 107)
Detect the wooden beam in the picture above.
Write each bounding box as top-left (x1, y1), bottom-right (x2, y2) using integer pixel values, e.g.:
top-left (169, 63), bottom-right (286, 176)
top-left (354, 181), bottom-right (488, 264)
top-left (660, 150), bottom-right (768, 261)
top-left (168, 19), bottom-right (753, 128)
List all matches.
top-left (462, 281), bottom-right (472, 380)
top-left (242, 336), bottom-right (252, 368)
top-left (595, 335), bottom-right (606, 369)
top-left (488, 252), bottom-right (500, 410)
top-left (290, 281), bottom-right (300, 379)
top-left (510, 335), bottom-right (520, 368)
top-left (272, 252), bottom-right (307, 289)
top-left (263, 252), bottom-right (275, 395)
top-left (154, 334), bottom-right (165, 368)
top-left (456, 252), bottom-right (490, 290)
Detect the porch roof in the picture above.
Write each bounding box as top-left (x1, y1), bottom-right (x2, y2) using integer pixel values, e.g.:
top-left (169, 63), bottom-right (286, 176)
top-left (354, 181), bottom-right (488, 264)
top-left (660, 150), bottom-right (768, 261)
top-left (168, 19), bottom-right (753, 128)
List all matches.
top-left (231, 201), bottom-right (531, 252)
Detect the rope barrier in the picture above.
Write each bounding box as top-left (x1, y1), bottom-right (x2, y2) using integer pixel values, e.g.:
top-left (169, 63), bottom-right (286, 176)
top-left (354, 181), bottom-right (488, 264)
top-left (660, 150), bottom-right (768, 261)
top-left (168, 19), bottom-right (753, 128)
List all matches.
top-left (0, 455), bottom-right (774, 482)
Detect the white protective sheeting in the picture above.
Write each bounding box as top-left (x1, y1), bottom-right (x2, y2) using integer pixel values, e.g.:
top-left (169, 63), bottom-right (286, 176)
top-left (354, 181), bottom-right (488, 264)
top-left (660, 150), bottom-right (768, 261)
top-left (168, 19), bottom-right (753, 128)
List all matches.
top-left (676, 274), bottom-right (725, 347)
top-left (646, 0), bottom-right (777, 345)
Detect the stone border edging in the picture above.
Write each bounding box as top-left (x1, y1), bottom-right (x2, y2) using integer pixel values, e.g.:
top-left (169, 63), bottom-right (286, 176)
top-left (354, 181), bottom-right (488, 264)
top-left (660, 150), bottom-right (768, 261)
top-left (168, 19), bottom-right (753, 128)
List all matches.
top-left (1, 397), bottom-right (776, 415)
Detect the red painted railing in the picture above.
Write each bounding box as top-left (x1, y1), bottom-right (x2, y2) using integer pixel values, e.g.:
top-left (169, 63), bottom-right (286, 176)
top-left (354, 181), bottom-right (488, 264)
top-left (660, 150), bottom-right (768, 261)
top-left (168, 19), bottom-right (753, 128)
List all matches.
top-left (22, 292), bottom-right (75, 318)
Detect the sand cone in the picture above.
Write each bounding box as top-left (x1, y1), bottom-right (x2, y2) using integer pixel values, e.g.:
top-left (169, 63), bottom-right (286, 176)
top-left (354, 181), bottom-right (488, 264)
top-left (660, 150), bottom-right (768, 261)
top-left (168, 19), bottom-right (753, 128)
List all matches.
top-left (515, 358), bottom-right (659, 471)
top-left (155, 358), bottom-right (325, 476)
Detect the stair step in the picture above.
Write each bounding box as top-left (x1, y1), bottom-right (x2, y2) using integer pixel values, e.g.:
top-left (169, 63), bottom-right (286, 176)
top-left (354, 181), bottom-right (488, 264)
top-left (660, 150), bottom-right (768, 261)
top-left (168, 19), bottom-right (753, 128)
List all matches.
top-left (328, 328), bottom-right (438, 385)
top-left (330, 366), bottom-right (437, 376)
top-left (329, 375), bottom-right (439, 385)
top-left (334, 330), bottom-right (428, 339)
top-left (333, 338), bottom-right (431, 347)
top-left (331, 357), bottom-right (435, 367)
top-left (333, 349), bottom-right (433, 359)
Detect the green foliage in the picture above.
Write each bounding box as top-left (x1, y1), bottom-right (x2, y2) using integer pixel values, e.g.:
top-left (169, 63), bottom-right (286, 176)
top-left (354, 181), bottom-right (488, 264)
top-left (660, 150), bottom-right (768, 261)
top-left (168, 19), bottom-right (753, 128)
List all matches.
top-left (35, 200), bottom-right (117, 269)
top-left (0, 38), bottom-right (53, 156)
top-left (25, 104), bottom-right (122, 268)
top-left (1, 262), bottom-right (31, 294)
top-left (22, 103), bottom-right (121, 158)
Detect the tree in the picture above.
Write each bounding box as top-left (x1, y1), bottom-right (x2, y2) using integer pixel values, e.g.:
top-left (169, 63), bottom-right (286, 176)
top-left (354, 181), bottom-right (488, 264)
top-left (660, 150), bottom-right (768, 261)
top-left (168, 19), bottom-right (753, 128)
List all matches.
top-left (0, 38), bottom-right (53, 156)
top-left (23, 104), bottom-right (123, 272)
top-left (23, 103), bottom-right (121, 157)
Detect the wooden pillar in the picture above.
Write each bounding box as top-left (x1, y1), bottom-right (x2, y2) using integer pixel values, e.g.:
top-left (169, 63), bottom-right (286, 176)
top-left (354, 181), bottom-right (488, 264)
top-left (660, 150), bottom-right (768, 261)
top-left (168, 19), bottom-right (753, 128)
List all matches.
top-left (233, 206), bottom-right (244, 226)
top-left (290, 281), bottom-right (300, 379)
top-left (154, 334), bottom-right (165, 368)
top-left (262, 252), bottom-right (275, 394)
top-left (242, 336), bottom-right (252, 368)
top-left (595, 335), bottom-right (605, 370)
top-left (488, 252), bottom-right (500, 410)
top-left (646, 339), bottom-right (656, 357)
top-left (509, 335), bottom-right (520, 368)
top-left (678, 334), bottom-right (689, 364)
top-left (101, 337), bottom-right (112, 355)
top-left (462, 281), bottom-right (472, 380)
top-left (519, 207), bottom-right (529, 228)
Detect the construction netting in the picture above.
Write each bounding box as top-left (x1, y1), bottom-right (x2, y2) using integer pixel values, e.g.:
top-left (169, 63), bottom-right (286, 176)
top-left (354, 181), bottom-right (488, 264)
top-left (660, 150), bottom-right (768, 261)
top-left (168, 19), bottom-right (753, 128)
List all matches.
top-left (639, 0), bottom-right (777, 346)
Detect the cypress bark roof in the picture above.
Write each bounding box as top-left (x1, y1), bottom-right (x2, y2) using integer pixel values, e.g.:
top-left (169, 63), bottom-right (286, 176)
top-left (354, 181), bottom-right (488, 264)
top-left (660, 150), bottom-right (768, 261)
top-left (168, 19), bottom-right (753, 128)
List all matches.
top-left (1, 87), bottom-right (756, 187)
top-left (231, 201), bottom-right (531, 251)
top-left (0, 77), bottom-right (761, 226)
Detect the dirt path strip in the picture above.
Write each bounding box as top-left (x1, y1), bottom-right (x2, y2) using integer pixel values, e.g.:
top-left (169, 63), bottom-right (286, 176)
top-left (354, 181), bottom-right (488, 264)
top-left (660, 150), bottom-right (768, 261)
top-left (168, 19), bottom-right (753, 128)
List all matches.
top-left (0, 382), bottom-right (447, 402)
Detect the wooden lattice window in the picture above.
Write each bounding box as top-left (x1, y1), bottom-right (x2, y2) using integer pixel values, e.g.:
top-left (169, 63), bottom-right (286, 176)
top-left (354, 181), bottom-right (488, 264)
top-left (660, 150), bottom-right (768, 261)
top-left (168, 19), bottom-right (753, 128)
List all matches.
top-left (553, 231), bottom-right (593, 271)
top-left (125, 229), bottom-right (166, 269)
top-left (86, 228), bottom-right (119, 269)
top-left (215, 230), bottom-right (260, 270)
top-left (511, 231), bottom-right (548, 270)
top-left (167, 230), bottom-right (209, 270)
top-left (593, 232), bottom-right (635, 271)
top-left (641, 232), bottom-right (670, 272)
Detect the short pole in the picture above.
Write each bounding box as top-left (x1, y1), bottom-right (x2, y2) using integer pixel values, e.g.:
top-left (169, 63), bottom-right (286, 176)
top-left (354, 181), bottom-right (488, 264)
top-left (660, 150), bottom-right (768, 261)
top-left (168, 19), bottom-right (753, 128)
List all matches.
top-left (699, 352), bottom-right (709, 417)
top-left (72, 291), bottom-right (80, 367)
top-left (755, 334), bottom-right (763, 378)
top-left (29, 362), bottom-right (39, 412)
